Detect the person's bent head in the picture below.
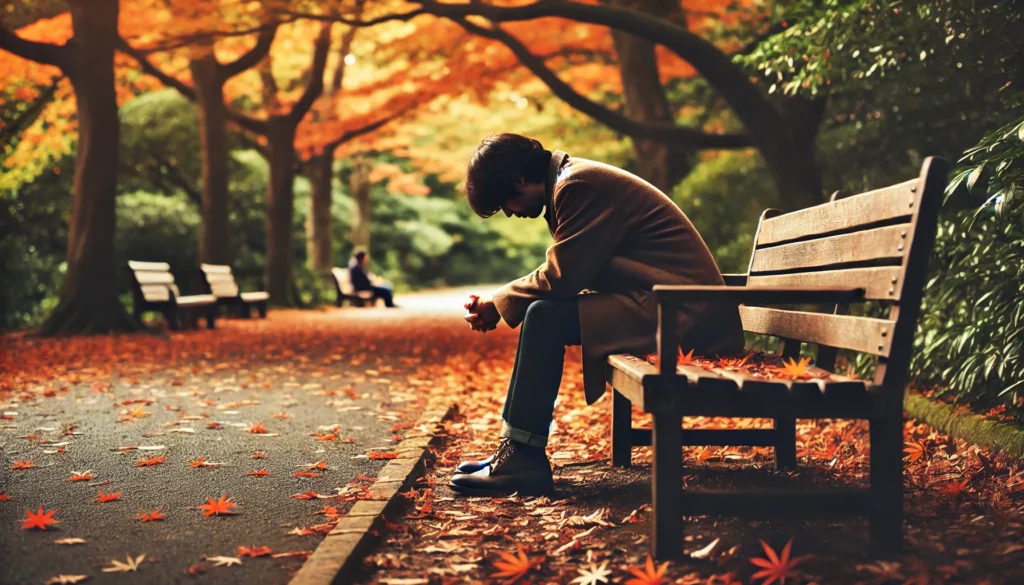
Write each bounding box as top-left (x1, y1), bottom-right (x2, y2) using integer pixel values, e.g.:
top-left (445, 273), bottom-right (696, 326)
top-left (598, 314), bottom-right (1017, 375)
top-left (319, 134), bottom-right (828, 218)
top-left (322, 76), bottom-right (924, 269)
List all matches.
top-left (353, 249), bottom-right (368, 265)
top-left (466, 133), bottom-right (551, 219)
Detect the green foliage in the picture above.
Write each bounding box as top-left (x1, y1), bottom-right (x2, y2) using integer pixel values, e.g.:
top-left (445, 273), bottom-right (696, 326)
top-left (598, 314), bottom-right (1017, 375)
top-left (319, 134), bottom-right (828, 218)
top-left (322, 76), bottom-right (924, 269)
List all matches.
top-left (671, 151), bottom-right (778, 273)
top-left (912, 116), bottom-right (1024, 416)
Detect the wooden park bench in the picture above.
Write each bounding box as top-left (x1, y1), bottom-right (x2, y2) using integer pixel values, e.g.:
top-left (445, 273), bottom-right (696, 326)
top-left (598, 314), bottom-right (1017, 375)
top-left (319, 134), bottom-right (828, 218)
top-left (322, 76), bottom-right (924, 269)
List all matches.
top-left (605, 158), bottom-right (948, 559)
top-left (331, 266), bottom-right (376, 307)
top-left (198, 264), bottom-right (269, 318)
top-left (127, 261), bottom-right (218, 330)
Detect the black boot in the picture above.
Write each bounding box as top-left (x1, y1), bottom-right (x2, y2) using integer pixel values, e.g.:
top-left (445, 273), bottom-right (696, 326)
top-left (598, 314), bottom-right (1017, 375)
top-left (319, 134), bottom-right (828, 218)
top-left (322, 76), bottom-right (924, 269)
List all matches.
top-left (454, 438), bottom-right (508, 474)
top-left (449, 437), bottom-right (553, 496)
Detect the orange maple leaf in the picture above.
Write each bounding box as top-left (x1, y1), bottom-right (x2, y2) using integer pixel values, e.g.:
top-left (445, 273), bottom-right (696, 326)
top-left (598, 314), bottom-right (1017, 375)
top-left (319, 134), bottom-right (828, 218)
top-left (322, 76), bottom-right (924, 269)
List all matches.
top-left (490, 544), bottom-right (542, 584)
top-left (238, 545), bottom-right (273, 557)
top-left (626, 555), bottom-right (669, 585)
top-left (0, 491), bottom-right (11, 501)
top-left (137, 508), bottom-right (165, 522)
top-left (246, 468), bottom-right (269, 477)
top-left (198, 494), bottom-right (237, 516)
top-left (778, 357), bottom-right (812, 380)
top-left (248, 422), bottom-right (268, 434)
top-left (304, 459), bottom-right (329, 471)
top-left (678, 347), bottom-right (696, 366)
top-left (368, 450), bottom-right (399, 460)
top-left (903, 441), bottom-right (926, 464)
top-left (289, 491), bottom-right (326, 500)
top-left (67, 471), bottom-right (95, 482)
top-left (190, 456), bottom-right (223, 468)
top-left (251, 451), bottom-right (268, 459)
top-left (22, 506), bottom-right (59, 530)
top-left (750, 538), bottom-right (812, 585)
top-left (292, 471), bottom-right (322, 478)
top-left (10, 459), bottom-right (35, 470)
top-left (93, 490), bottom-right (121, 503)
top-left (939, 478), bottom-right (969, 497)
top-left (134, 455), bottom-right (166, 467)
top-left (314, 431), bottom-right (338, 441)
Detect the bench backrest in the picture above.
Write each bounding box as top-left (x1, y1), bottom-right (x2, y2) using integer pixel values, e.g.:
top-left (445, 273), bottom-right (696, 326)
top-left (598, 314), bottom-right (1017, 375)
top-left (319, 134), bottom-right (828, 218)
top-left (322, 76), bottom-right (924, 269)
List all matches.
top-left (127, 260), bottom-right (180, 303)
top-left (331, 267), bottom-right (356, 295)
top-left (199, 264), bottom-right (240, 298)
top-left (740, 157), bottom-right (948, 389)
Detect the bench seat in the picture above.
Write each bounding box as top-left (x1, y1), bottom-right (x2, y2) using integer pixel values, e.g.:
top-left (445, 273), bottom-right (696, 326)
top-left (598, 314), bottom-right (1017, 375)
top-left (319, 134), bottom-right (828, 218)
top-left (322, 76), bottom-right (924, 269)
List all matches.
top-left (331, 267), bottom-right (376, 307)
top-left (199, 264), bottom-right (269, 318)
top-left (127, 261), bottom-right (217, 330)
top-left (176, 294), bottom-right (218, 307)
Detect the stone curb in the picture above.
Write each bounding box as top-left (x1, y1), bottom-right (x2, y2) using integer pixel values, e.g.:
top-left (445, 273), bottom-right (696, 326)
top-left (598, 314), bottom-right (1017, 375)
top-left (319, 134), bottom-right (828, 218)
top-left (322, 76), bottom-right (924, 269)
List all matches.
top-left (905, 393), bottom-right (1024, 459)
top-left (288, 405), bottom-right (454, 585)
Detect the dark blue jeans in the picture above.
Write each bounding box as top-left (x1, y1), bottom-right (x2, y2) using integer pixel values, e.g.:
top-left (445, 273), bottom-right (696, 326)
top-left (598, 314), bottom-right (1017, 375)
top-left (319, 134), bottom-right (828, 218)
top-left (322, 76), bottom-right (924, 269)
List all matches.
top-left (370, 285), bottom-right (395, 307)
top-left (500, 298), bottom-right (582, 447)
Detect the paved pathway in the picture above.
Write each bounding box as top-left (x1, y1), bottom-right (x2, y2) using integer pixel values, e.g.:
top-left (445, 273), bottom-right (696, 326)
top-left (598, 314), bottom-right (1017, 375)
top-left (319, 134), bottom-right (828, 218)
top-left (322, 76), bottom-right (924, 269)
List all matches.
top-left (0, 287), bottom-right (493, 585)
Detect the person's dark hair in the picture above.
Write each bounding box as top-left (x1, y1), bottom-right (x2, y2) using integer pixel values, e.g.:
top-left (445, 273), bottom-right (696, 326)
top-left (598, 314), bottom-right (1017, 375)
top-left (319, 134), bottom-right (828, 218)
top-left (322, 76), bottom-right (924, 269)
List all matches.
top-left (353, 250), bottom-right (368, 263)
top-left (465, 133), bottom-right (551, 218)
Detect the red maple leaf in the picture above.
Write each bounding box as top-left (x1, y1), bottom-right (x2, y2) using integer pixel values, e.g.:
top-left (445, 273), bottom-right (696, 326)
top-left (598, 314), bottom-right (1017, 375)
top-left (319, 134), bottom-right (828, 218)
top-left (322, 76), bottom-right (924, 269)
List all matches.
top-left (134, 455), bottom-right (166, 467)
top-left (237, 545), bottom-right (273, 558)
top-left (248, 422), bottom-right (268, 434)
top-left (490, 544), bottom-right (542, 584)
top-left (67, 471), bottom-right (95, 482)
top-left (0, 492), bottom-right (11, 501)
top-left (10, 459), bottom-right (35, 470)
top-left (626, 555), bottom-right (669, 585)
top-left (22, 506), bottom-right (59, 530)
top-left (198, 494), bottom-right (237, 516)
top-left (290, 491), bottom-right (325, 500)
top-left (136, 508), bottom-right (165, 522)
top-left (314, 431), bottom-right (338, 441)
top-left (750, 538), bottom-right (812, 585)
top-left (368, 450), bottom-right (399, 460)
top-left (304, 459), bottom-right (329, 471)
top-left (251, 451), bottom-right (268, 459)
top-left (292, 471), bottom-right (322, 478)
top-left (186, 564), bottom-right (206, 575)
top-left (246, 468), bottom-right (269, 477)
top-left (93, 490), bottom-right (121, 503)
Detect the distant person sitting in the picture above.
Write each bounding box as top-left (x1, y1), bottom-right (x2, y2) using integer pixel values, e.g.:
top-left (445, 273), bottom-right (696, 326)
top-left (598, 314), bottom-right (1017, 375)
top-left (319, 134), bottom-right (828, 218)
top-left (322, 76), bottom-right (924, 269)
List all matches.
top-left (348, 250), bottom-right (397, 308)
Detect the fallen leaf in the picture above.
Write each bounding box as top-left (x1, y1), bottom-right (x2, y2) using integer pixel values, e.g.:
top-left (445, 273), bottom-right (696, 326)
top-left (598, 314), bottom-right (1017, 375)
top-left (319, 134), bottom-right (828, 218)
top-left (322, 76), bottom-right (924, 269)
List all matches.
top-left (750, 538), bottom-right (812, 585)
top-left (44, 575), bottom-right (90, 584)
top-left (246, 468), bottom-right (269, 477)
top-left (190, 456), bottom-right (225, 468)
top-left (248, 422), bottom-right (268, 434)
top-left (134, 455), bottom-right (167, 467)
top-left (22, 506), bottom-right (59, 530)
top-left (237, 545), bottom-right (273, 557)
top-left (67, 471), bottom-right (95, 482)
top-left (689, 537), bottom-right (720, 559)
top-left (54, 537), bottom-right (87, 545)
top-left (626, 555), bottom-right (669, 585)
top-left (571, 561), bottom-right (611, 585)
top-left (137, 508), bottom-right (165, 522)
top-left (93, 491), bottom-right (121, 503)
top-left (205, 555), bottom-right (242, 567)
top-left (102, 554), bottom-right (146, 573)
top-left (199, 494), bottom-right (237, 516)
top-left (10, 459), bottom-right (35, 470)
top-left (491, 544), bottom-right (542, 584)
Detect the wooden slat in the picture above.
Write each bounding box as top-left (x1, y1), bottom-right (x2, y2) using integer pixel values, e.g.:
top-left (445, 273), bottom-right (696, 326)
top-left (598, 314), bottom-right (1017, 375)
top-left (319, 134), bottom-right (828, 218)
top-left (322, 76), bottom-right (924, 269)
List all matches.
top-left (128, 260), bottom-right (170, 271)
top-left (133, 271), bottom-right (174, 285)
top-left (631, 428), bottom-right (775, 447)
top-left (681, 488), bottom-right (870, 517)
top-left (210, 283), bottom-right (239, 298)
top-left (140, 284), bottom-right (170, 302)
top-left (607, 354), bottom-right (654, 407)
top-left (200, 264), bottom-right (232, 274)
top-left (653, 285), bottom-right (864, 305)
top-left (206, 273), bottom-right (235, 284)
top-left (747, 266), bottom-right (903, 301)
top-left (176, 294), bottom-right (217, 307)
top-left (740, 306), bottom-right (894, 356)
top-left (757, 179), bottom-right (918, 245)
top-left (750, 224), bottom-right (909, 273)
top-left (240, 291), bottom-right (270, 302)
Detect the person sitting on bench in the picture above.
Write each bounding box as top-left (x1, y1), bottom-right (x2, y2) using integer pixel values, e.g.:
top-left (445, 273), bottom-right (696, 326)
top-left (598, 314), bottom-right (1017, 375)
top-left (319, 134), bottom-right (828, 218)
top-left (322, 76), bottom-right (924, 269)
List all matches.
top-left (452, 133), bottom-right (745, 496)
top-left (348, 250), bottom-right (397, 308)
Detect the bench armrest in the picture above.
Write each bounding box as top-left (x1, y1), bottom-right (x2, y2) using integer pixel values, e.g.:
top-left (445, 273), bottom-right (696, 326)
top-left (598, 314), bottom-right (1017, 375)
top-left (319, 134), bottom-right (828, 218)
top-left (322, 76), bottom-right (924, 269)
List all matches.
top-left (721, 273), bottom-right (747, 286)
top-left (652, 284), bottom-right (864, 305)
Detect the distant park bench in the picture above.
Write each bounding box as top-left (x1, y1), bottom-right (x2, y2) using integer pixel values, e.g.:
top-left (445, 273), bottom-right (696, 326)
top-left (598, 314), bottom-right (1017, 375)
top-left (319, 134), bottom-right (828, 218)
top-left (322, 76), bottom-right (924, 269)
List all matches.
top-left (198, 264), bottom-right (269, 318)
top-left (331, 267), bottom-right (376, 307)
top-left (126, 260), bottom-right (217, 330)
top-left (605, 158), bottom-right (948, 559)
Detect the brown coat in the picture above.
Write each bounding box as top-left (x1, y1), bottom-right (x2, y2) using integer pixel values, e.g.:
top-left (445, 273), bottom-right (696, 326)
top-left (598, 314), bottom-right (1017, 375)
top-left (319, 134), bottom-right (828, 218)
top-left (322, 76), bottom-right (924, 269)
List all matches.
top-left (492, 150), bottom-right (746, 405)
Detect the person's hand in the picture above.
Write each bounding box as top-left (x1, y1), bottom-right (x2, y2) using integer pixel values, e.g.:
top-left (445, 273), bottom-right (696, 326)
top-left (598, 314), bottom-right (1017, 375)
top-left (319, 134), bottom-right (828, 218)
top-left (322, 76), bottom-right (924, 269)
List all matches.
top-left (464, 293), bottom-right (501, 332)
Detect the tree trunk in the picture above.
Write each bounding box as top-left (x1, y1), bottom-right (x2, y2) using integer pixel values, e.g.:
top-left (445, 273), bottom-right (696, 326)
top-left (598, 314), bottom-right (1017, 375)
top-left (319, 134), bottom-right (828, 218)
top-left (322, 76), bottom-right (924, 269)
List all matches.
top-left (265, 118), bottom-right (298, 306)
top-left (768, 94), bottom-right (828, 212)
top-left (306, 148), bottom-right (335, 272)
top-left (350, 157), bottom-right (371, 250)
top-left (190, 53), bottom-right (231, 266)
top-left (610, 0), bottom-right (692, 193)
top-left (39, 0), bottom-right (137, 335)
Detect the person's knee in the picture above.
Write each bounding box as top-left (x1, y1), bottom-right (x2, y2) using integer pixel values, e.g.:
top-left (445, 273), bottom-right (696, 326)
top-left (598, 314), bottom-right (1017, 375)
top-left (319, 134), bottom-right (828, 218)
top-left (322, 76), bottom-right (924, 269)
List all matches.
top-left (524, 299), bottom-right (559, 325)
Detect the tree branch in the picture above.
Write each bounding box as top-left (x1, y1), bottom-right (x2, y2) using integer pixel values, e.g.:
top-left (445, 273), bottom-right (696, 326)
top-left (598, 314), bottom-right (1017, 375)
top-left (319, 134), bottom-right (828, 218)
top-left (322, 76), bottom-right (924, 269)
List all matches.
top-left (0, 25), bottom-right (67, 68)
top-left (454, 17), bottom-right (750, 148)
top-left (220, 23), bottom-right (279, 80)
top-left (287, 24), bottom-right (333, 125)
top-left (0, 75), bottom-right (63, 147)
top-left (118, 37), bottom-right (197, 100)
top-left (227, 109), bottom-right (270, 136)
top-left (324, 106), bottom-right (416, 154)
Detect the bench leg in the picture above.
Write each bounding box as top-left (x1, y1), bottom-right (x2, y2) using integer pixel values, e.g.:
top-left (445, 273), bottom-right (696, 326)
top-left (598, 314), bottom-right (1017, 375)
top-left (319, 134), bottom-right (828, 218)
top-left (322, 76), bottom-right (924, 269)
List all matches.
top-left (206, 307), bottom-right (217, 329)
top-left (651, 406), bottom-right (683, 561)
top-left (773, 417), bottom-right (797, 470)
top-left (869, 417), bottom-right (903, 555)
top-left (611, 389), bottom-right (632, 468)
top-left (164, 310), bottom-right (180, 331)
top-left (257, 302), bottom-right (267, 318)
